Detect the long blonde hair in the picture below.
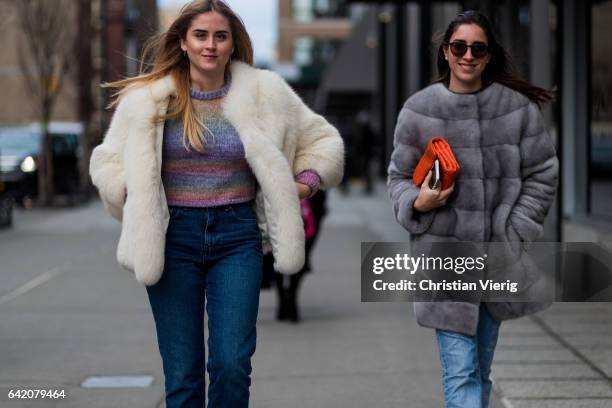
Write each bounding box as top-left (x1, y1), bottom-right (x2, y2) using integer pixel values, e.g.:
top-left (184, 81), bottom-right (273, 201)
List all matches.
top-left (103, 0), bottom-right (253, 152)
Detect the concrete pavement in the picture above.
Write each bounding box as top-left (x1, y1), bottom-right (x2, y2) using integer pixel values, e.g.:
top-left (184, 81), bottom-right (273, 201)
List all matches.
top-left (0, 190), bottom-right (445, 407)
top-left (0, 181), bottom-right (610, 407)
top-left (328, 181), bottom-right (612, 408)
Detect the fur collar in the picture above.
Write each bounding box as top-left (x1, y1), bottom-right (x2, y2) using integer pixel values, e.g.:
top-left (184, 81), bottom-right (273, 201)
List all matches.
top-left (144, 61), bottom-right (260, 108)
top-left (405, 81), bottom-right (531, 121)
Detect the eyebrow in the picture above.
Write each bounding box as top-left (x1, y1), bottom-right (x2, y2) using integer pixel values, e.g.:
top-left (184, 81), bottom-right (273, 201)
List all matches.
top-left (451, 39), bottom-right (487, 44)
top-left (192, 29), bottom-right (230, 34)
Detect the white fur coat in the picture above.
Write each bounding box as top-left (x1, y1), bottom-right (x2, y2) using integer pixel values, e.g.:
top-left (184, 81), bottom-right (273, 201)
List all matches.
top-left (89, 62), bottom-right (344, 286)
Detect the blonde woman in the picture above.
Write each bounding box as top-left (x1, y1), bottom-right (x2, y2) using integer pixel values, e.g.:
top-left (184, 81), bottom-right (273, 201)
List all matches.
top-left (89, 1), bottom-right (344, 406)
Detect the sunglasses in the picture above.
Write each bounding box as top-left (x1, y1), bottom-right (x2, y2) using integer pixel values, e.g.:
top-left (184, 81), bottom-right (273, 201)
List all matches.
top-left (446, 42), bottom-right (489, 59)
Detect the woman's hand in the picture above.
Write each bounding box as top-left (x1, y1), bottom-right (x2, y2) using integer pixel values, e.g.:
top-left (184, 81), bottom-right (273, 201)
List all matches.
top-left (413, 170), bottom-right (454, 212)
top-left (296, 182), bottom-right (311, 199)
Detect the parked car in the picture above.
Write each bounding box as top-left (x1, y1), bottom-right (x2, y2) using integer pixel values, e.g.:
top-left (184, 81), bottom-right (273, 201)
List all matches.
top-left (0, 158), bottom-right (13, 228)
top-left (592, 125), bottom-right (612, 178)
top-left (0, 122), bottom-right (83, 206)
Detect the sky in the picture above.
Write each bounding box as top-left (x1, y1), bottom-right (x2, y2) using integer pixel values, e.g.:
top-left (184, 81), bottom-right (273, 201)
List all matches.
top-left (157, 0), bottom-right (278, 64)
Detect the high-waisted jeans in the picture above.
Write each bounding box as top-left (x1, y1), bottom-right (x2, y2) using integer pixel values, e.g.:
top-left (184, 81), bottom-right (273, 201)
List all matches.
top-left (146, 202), bottom-right (263, 408)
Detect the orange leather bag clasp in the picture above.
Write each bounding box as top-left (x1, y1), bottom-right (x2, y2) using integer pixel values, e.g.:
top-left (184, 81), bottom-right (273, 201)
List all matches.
top-left (412, 137), bottom-right (460, 190)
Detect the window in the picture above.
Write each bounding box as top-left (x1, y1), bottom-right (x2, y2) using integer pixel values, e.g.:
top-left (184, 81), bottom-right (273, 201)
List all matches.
top-left (293, 0), bottom-right (348, 21)
top-left (590, 0), bottom-right (612, 218)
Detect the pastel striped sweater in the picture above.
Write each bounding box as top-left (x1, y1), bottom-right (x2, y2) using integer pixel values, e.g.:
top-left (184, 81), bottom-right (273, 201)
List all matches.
top-left (161, 79), bottom-right (322, 208)
top-left (161, 80), bottom-right (257, 207)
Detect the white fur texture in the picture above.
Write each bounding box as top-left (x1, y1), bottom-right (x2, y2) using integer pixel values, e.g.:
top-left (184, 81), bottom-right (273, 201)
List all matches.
top-left (89, 62), bottom-right (344, 285)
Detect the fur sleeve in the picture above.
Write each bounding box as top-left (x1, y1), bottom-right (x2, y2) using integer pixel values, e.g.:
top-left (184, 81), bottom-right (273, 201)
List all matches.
top-left (89, 94), bottom-right (132, 220)
top-left (387, 107), bottom-right (436, 235)
top-left (269, 74), bottom-right (345, 189)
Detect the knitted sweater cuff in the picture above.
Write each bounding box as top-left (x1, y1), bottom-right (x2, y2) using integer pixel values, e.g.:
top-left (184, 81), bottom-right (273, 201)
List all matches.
top-left (295, 169), bottom-right (321, 198)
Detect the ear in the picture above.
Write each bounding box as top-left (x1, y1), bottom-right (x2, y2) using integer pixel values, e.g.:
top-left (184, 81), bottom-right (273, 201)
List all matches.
top-left (443, 46), bottom-right (449, 61)
top-left (180, 39), bottom-right (186, 52)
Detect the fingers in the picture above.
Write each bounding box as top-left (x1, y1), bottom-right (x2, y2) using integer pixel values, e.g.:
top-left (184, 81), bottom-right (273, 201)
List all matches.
top-left (416, 178), bottom-right (455, 211)
top-left (433, 183), bottom-right (454, 206)
top-left (439, 183), bottom-right (455, 198)
top-left (296, 182), bottom-right (311, 199)
top-left (422, 170), bottom-right (432, 188)
top-left (428, 182), bottom-right (453, 206)
top-left (441, 182), bottom-right (455, 194)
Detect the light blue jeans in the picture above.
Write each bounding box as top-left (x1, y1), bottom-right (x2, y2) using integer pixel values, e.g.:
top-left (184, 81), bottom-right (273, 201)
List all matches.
top-left (436, 304), bottom-right (501, 408)
top-left (146, 202), bottom-right (263, 408)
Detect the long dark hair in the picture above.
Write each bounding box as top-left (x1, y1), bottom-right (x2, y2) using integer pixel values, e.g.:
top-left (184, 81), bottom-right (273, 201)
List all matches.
top-left (434, 10), bottom-right (554, 107)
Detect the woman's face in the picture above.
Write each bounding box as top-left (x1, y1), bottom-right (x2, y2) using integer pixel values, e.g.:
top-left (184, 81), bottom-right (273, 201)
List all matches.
top-left (181, 11), bottom-right (234, 77)
top-left (443, 23), bottom-right (491, 90)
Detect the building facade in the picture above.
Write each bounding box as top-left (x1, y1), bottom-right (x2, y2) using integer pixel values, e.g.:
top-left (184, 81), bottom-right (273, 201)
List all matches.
top-left (0, 0), bottom-right (158, 141)
top-left (320, 0), bottom-right (612, 242)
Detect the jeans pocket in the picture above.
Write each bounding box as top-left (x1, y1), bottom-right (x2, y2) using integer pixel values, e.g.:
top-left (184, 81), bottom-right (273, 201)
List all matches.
top-left (229, 205), bottom-right (257, 223)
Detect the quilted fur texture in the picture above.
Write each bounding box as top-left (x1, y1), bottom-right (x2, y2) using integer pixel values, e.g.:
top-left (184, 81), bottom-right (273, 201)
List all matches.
top-left (388, 82), bottom-right (559, 335)
top-left (90, 62), bottom-right (344, 285)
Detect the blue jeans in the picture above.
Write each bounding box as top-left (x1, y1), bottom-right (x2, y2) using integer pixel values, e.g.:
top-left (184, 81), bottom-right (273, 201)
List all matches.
top-left (436, 304), bottom-right (501, 408)
top-left (146, 202), bottom-right (263, 408)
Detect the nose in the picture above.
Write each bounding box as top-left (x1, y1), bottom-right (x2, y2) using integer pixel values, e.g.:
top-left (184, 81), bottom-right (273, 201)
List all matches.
top-left (205, 37), bottom-right (216, 49)
top-left (462, 48), bottom-right (475, 61)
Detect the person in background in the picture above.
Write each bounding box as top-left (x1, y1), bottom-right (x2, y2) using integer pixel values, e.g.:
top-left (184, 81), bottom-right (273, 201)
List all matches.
top-left (89, 1), bottom-right (344, 406)
top-left (274, 191), bottom-right (328, 323)
top-left (387, 10), bottom-right (558, 408)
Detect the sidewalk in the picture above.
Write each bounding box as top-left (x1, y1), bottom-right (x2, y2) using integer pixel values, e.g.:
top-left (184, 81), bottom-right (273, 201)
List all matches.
top-left (348, 180), bottom-right (612, 408)
top-left (493, 304), bottom-right (612, 407)
top-left (1, 182), bottom-right (610, 407)
top-left (252, 182), bottom-right (445, 407)
top-left (0, 190), bottom-right (446, 408)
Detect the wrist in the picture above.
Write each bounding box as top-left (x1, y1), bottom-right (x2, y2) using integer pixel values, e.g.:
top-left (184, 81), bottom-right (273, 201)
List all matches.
top-left (414, 197), bottom-right (426, 212)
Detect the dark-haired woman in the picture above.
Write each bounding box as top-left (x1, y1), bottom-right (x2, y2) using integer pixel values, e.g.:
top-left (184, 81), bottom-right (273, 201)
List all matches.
top-left (387, 11), bottom-right (558, 408)
top-left (89, 1), bottom-right (344, 406)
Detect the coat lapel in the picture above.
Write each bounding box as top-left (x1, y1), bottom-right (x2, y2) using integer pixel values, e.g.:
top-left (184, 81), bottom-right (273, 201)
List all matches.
top-left (148, 75), bottom-right (175, 174)
top-left (222, 62), bottom-right (305, 273)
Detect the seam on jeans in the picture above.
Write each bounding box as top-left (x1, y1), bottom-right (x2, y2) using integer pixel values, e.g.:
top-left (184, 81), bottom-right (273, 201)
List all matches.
top-left (436, 331), bottom-right (452, 404)
top-left (203, 209), bottom-right (210, 259)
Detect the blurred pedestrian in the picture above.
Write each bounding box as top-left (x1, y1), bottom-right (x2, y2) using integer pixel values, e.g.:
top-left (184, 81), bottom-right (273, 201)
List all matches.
top-left (353, 110), bottom-right (375, 194)
top-left (89, 1), bottom-right (344, 406)
top-left (339, 111), bottom-right (376, 194)
top-left (273, 191), bottom-right (328, 323)
top-left (337, 118), bottom-right (354, 194)
top-left (387, 10), bottom-right (558, 408)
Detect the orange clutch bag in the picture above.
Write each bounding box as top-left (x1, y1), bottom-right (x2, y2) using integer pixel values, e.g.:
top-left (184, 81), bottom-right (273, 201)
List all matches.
top-left (412, 137), bottom-right (460, 190)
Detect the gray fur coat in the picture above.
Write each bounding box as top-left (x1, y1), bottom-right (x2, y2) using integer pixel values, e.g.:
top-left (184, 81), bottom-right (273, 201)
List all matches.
top-left (387, 82), bottom-right (559, 336)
